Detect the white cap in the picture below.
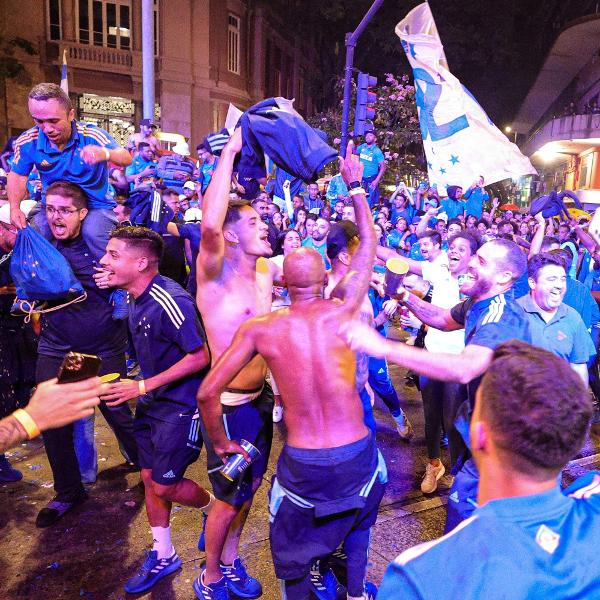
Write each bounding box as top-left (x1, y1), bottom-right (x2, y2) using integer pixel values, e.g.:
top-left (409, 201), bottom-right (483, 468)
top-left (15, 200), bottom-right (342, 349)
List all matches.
top-left (20, 199), bottom-right (37, 216)
top-left (184, 207), bottom-right (202, 222)
top-left (183, 180), bottom-right (196, 191)
top-left (0, 199), bottom-right (36, 224)
top-left (178, 194), bottom-right (187, 202)
top-left (172, 141), bottom-right (190, 156)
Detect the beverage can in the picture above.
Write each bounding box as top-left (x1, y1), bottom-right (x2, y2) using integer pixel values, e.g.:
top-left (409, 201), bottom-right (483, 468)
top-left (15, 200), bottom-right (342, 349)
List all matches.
top-left (220, 439), bottom-right (260, 481)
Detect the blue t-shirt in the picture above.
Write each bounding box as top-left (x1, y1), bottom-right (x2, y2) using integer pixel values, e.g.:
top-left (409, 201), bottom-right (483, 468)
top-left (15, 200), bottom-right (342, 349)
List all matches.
top-left (200, 158), bottom-right (218, 193)
top-left (38, 236), bottom-right (127, 358)
top-left (128, 274), bottom-right (207, 422)
top-left (11, 121), bottom-right (119, 209)
top-left (125, 155), bottom-right (157, 190)
top-left (379, 473), bottom-right (600, 600)
top-left (439, 197), bottom-right (466, 220)
top-left (357, 143), bottom-right (385, 179)
top-left (463, 186), bottom-right (489, 219)
top-left (301, 236), bottom-right (331, 270)
top-left (517, 295), bottom-right (596, 364)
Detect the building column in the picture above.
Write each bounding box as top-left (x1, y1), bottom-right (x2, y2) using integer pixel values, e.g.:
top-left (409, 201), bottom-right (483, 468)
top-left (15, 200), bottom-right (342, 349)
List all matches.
top-left (61, 0), bottom-right (77, 41)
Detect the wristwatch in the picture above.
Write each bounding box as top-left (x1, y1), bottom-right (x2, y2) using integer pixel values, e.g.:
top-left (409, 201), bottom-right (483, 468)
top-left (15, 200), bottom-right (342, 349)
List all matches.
top-left (348, 181), bottom-right (362, 189)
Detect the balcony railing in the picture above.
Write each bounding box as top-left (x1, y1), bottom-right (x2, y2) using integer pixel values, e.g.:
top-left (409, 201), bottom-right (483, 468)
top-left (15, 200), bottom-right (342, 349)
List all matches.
top-left (524, 113), bottom-right (600, 155)
top-left (48, 40), bottom-right (142, 76)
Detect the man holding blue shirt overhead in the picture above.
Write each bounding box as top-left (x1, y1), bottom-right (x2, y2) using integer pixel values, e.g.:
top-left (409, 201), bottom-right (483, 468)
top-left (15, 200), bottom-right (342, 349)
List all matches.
top-left (7, 83), bottom-right (132, 260)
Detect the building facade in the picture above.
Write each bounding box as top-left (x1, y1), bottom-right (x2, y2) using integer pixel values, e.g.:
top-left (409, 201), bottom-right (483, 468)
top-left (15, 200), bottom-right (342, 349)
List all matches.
top-left (0, 0), bottom-right (319, 148)
top-left (514, 10), bottom-right (600, 207)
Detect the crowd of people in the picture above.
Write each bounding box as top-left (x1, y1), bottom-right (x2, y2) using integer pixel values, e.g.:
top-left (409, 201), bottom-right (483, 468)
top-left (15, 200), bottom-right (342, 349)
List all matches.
top-left (0, 82), bottom-right (599, 599)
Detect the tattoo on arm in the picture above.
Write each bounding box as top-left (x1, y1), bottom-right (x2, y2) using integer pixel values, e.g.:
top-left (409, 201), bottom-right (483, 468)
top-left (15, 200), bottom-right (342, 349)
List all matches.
top-left (0, 416), bottom-right (27, 453)
top-left (405, 293), bottom-right (452, 330)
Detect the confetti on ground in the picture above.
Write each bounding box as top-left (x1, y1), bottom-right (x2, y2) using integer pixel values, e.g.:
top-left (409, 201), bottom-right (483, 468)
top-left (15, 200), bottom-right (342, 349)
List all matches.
top-left (28, 464), bottom-right (42, 470)
top-left (47, 562), bottom-right (60, 570)
top-left (124, 501), bottom-right (136, 507)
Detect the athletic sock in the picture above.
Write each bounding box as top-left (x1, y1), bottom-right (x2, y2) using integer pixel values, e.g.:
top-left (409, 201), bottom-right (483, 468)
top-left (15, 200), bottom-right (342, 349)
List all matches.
top-left (151, 525), bottom-right (175, 559)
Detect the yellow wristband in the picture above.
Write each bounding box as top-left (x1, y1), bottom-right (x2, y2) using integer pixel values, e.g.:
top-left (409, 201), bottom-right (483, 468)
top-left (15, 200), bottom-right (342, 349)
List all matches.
top-left (138, 380), bottom-right (146, 396)
top-left (12, 409), bottom-right (41, 440)
top-left (103, 147), bottom-right (110, 161)
top-left (348, 187), bottom-right (367, 197)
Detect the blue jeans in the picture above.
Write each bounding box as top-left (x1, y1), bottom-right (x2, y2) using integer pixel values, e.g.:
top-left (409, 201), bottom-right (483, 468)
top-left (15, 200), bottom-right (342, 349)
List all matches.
top-left (362, 175), bottom-right (380, 208)
top-left (73, 413), bottom-right (97, 484)
top-left (32, 204), bottom-right (118, 260)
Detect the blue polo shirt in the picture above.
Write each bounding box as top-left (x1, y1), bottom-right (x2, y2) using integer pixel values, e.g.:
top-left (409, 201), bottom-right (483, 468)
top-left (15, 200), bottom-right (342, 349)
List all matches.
top-left (38, 236), bottom-right (127, 359)
top-left (128, 274), bottom-right (207, 422)
top-left (379, 473), bottom-right (600, 600)
top-left (11, 121), bottom-right (119, 209)
top-left (517, 295), bottom-right (596, 364)
top-left (357, 143), bottom-right (385, 179)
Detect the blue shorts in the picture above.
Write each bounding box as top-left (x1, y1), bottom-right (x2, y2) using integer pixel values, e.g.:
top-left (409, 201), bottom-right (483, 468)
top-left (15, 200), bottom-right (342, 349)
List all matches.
top-left (269, 433), bottom-right (386, 580)
top-left (134, 410), bottom-right (202, 486)
top-left (199, 383), bottom-right (274, 507)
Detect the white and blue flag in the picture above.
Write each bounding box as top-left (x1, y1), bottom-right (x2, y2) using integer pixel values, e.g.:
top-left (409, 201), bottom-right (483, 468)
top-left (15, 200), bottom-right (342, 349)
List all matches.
top-left (396, 3), bottom-right (536, 191)
top-left (60, 48), bottom-right (68, 94)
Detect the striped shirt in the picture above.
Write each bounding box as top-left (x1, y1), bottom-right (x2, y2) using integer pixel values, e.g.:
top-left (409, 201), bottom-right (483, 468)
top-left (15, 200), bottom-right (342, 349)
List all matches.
top-left (128, 274), bottom-right (207, 422)
top-left (11, 121), bottom-right (119, 209)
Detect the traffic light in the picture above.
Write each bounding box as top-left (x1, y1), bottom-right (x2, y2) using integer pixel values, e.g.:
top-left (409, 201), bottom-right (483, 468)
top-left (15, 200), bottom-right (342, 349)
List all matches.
top-left (354, 72), bottom-right (377, 136)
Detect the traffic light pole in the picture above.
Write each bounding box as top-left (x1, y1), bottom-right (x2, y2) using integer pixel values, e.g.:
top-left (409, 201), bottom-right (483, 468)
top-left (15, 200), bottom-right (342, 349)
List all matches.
top-left (340, 0), bottom-right (385, 158)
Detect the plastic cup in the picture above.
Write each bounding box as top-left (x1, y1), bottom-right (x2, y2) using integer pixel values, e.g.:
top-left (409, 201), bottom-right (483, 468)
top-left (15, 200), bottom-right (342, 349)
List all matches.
top-left (100, 373), bottom-right (121, 383)
top-left (385, 257), bottom-right (409, 298)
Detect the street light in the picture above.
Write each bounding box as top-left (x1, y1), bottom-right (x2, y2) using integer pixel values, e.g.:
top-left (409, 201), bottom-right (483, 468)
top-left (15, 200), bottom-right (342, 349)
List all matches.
top-left (504, 126), bottom-right (512, 133)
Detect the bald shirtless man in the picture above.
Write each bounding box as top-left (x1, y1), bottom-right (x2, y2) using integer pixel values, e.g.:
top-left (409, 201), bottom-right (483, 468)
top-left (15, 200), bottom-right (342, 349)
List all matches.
top-left (197, 143), bottom-right (387, 600)
top-left (194, 128), bottom-right (280, 600)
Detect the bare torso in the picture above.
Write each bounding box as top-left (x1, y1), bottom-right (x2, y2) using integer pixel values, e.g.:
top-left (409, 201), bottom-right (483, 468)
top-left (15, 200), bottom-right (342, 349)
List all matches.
top-left (197, 257), bottom-right (272, 389)
top-left (251, 299), bottom-right (368, 448)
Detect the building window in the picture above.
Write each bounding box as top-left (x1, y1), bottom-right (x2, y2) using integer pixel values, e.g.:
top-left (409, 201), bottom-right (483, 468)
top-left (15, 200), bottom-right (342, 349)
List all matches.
top-left (228, 14), bottom-right (240, 75)
top-left (48, 0), bottom-right (62, 40)
top-left (77, 0), bottom-right (132, 49)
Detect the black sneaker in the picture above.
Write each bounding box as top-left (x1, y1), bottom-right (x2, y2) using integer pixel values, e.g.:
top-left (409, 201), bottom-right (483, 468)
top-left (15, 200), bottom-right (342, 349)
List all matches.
top-left (0, 455), bottom-right (23, 483)
top-left (35, 493), bottom-right (88, 528)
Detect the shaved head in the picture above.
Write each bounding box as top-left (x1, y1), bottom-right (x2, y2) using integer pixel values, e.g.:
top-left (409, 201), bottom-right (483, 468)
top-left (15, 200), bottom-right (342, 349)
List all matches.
top-left (283, 248), bottom-right (326, 290)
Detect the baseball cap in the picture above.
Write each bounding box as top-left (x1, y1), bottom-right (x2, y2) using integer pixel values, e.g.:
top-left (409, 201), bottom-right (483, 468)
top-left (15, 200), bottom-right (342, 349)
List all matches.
top-left (140, 118), bottom-right (157, 128)
top-left (327, 220), bottom-right (359, 261)
top-left (183, 181), bottom-right (196, 191)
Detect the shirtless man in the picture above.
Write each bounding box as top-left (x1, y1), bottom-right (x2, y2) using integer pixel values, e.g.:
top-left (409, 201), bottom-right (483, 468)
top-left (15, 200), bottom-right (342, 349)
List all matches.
top-left (194, 128), bottom-right (278, 600)
top-left (197, 143), bottom-right (387, 600)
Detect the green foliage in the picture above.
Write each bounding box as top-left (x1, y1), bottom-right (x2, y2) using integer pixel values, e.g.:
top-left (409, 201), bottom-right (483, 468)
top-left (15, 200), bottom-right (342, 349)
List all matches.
top-left (308, 73), bottom-right (426, 182)
top-left (0, 36), bottom-right (37, 82)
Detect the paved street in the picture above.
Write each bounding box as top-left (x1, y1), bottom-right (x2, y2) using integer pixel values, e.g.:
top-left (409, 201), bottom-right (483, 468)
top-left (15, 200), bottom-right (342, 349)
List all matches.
top-left (1, 353), bottom-right (599, 600)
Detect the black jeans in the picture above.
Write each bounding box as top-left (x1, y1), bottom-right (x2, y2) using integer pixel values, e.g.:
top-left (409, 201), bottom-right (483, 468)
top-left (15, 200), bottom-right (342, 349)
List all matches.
top-left (419, 376), bottom-right (467, 469)
top-left (36, 353), bottom-right (138, 502)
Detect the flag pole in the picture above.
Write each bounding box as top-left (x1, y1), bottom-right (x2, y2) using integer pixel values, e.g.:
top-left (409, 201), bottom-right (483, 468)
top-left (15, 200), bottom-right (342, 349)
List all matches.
top-left (340, 0), bottom-right (385, 158)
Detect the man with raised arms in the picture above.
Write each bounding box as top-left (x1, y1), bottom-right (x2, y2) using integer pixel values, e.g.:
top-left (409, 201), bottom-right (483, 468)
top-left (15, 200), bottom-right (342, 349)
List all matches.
top-left (194, 128), bottom-right (278, 600)
top-left (197, 143), bottom-right (387, 600)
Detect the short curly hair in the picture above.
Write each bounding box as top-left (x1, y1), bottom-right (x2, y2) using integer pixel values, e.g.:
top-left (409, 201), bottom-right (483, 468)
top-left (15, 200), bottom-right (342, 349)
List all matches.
top-left (478, 340), bottom-right (592, 478)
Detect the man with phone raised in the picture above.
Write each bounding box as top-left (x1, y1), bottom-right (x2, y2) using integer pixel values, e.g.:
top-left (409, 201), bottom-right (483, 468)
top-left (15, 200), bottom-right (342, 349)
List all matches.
top-left (34, 180), bottom-right (138, 528)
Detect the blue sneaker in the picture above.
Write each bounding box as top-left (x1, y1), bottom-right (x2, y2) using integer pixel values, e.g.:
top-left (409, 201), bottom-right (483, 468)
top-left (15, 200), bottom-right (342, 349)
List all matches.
top-left (197, 511), bottom-right (208, 552)
top-left (124, 550), bottom-right (182, 593)
top-left (364, 581), bottom-right (377, 600)
top-left (220, 558), bottom-right (262, 598)
top-left (310, 568), bottom-right (340, 600)
top-left (0, 455), bottom-right (22, 483)
top-left (193, 572), bottom-right (230, 600)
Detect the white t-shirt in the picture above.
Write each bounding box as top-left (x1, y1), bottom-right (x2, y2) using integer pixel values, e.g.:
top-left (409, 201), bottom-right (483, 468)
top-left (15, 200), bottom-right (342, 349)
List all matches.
top-left (421, 253), bottom-right (465, 354)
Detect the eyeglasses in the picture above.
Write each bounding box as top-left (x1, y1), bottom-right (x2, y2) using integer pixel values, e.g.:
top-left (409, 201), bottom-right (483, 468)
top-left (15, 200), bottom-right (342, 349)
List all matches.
top-left (45, 206), bottom-right (80, 216)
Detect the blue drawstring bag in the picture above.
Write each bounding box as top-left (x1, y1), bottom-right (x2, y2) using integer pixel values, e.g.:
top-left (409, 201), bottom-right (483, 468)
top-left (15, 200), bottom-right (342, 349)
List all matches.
top-left (10, 227), bottom-right (85, 300)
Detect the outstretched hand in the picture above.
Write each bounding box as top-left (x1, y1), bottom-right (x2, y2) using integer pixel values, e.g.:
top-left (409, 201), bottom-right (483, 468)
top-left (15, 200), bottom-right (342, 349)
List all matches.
top-left (339, 141), bottom-right (364, 185)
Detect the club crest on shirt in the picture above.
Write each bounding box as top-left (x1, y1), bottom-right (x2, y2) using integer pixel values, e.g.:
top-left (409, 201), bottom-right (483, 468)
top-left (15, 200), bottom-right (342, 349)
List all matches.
top-left (556, 330), bottom-right (567, 342)
top-left (535, 524), bottom-right (560, 554)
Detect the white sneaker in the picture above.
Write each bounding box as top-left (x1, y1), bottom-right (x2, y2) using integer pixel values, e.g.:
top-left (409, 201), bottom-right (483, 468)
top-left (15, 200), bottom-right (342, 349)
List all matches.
top-left (420, 462), bottom-right (445, 494)
top-left (272, 405), bottom-right (283, 423)
top-left (393, 412), bottom-right (414, 441)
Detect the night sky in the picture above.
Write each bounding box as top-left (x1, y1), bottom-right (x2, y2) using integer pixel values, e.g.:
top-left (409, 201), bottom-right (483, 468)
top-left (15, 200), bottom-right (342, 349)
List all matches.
top-left (288, 0), bottom-right (598, 127)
